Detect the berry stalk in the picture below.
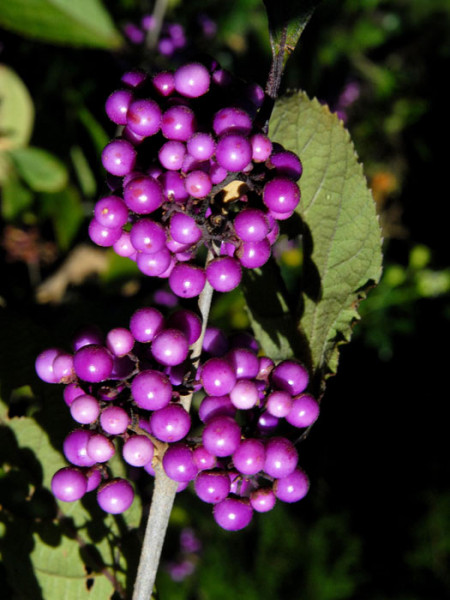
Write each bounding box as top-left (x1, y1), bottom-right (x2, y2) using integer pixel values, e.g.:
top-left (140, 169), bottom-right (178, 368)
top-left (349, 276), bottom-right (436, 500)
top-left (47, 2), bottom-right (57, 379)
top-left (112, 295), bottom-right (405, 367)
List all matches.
top-left (132, 270), bottom-right (214, 600)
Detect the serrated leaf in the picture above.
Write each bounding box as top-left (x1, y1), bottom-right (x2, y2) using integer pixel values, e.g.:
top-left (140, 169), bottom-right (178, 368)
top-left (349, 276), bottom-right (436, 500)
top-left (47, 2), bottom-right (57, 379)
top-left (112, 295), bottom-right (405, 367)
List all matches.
top-left (0, 64), bottom-right (34, 151)
top-left (8, 146), bottom-right (68, 193)
top-left (0, 0), bottom-right (122, 49)
top-left (268, 92), bottom-right (383, 383)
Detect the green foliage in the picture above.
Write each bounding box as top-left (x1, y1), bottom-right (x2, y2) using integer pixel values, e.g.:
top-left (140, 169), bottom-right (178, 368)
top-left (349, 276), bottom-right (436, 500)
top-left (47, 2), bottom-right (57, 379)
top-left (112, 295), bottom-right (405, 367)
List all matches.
top-left (245, 92), bottom-right (382, 390)
top-left (0, 64), bottom-right (34, 153)
top-left (8, 147), bottom-right (68, 193)
top-left (0, 0), bottom-right (123, 48)
top-left (0, 397), bottom-right (142, 599)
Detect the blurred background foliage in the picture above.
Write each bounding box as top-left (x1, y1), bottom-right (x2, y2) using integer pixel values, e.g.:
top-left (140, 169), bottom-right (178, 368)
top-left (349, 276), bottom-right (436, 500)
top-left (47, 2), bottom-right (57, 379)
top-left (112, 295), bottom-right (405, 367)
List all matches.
top-left (0, 0), bottom-right (449, 598)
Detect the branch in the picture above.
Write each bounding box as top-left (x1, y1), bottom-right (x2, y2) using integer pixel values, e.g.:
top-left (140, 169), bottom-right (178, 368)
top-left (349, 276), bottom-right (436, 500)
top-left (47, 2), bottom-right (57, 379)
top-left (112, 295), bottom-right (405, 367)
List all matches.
top-left (132, 261), bottom-right (214, 600)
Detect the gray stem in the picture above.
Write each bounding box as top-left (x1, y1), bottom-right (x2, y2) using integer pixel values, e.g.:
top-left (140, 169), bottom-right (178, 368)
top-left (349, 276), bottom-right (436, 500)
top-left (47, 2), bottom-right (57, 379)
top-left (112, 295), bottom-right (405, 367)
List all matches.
top-left (132, 265), bottom-right (214, 600)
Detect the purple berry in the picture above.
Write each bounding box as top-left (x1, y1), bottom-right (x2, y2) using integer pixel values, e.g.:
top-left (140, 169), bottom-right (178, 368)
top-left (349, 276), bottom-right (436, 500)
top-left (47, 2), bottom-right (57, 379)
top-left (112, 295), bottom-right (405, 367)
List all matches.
top-left (263, 177), bottom-right (300, 214)
top-left (215, 133), bottom-right (252, 172)
top-left (124, 176), bottom-right (164, 214)
top-left (263, 437), bottom-right (298, 479)
top-left (70, 394), bottom-right (100, 424)
top-left (169, 263), bottom-right (206, 298)
top-left (97, 478), bottom-right (134, 514)
top-left (150, 404), bottom-right (191, 442)
top-left (163, 443), bottom-right (198, 482)
top-left (129, 307), bottom-right (164, 342)
top-left (274, 469), bottom-right (309, 503)
top-left (174, 63), bottom-right (210, 98)
top-left (73, 344), bottom-right (113, 383)
top-left (285, 394), bottom-right (320, 428)
top-left (51, 467), bottom-right (87, 502)
top-left (232, 439), bottom-right (265, 475)
top-left (105, 89), bottom-right (133, 125)
top-left (195, 469), bottom-right (230, 503)
top-left (201, 358), bottom-right (236, 396)
top-left (102, 139), bottom-right (136, 176)
top-left (151, 328), bottom-right (189, 366)
top-left (100, 405), bottom-right (130, 435)
top-left (206, 257), bottom-right (242, 292)
top-left (250, 487), bottom-right (276, 512)
top-left (271, 360), bottom-right (309, 396)
top-left (213, 497), bottom-right (253, 531)
top-left (131, 370), bottom-right (173, 411)
top-left (202, 415), bottom-right (241, 457)
top-left (122, 435), bottom-right (154, 467)
top-left (127, 98), bottom-right (162, 137)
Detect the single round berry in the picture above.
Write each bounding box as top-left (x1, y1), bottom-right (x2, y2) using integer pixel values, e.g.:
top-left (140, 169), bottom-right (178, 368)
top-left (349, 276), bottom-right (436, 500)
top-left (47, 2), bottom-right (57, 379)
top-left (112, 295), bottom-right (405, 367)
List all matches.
top-left (263, 437), bottom-right (298, 479)
top-left (263, 177), bottom-right (300, 214)
top-left (100, 405), bottom-right (130, 435)
top-left (201, 358), bottom-right (236, 396)
top-left (129, 307), bottom-right (164, 342)
top-left (229, 379), bottom-right (259, 410)
top-left (97, 479), bottom-right (134, 514)
top-left (102, 139), bottom-right (136, 176)
top-left (151, 329), bottom-right (189, 366)
top-left (206, 257), bottom-right (242, 292)
top-left (250, 487), bottom-right (276, 512)
top-left (105, 89), bottom-right (133, 125)
top-left (286, 394), bottom-right (320, 428)
top-left (202, 415), bottom-right (241, 457)
top-left (131, 370), bottom-right (173, 411)
top-left (169, 263), bottom-right (206, 298)
top-left (124, 176), bottom-right (164, 214)
top-left (274, 469), bottom-right (309, 503)
top-left (70, 394), bottom-right (100, 424)
top-left (174, 62), bottom-right (210, 98)
top-left (162, 443), bottom-right (198, 482)
top-left (233, 209), bottom-right (269, 243)
top-left (215, 133), bottom-right (252, 172)
top-left (195, 469), bottom-right (230, 503)
top-left (94, 196), bottom-right (129, 229)
top-left (213, 497), bottom-right (253, 531)
top-left (127, 98), bottom-right (162, 137)
top-left (63, 430), bottom-right (96, 467)
top-left (122, 435), bottom-right (154, 467)
top-left (51, 467), bottom-right (87, 502)
top-left (232, 439), bottom-right (265, 475)
top-left (106, 327), bottom-right (134, 357)
top-left (271, 360), bottom-right (309, 396)
top-left (150, 404), bottom-right (191, 443)
top-left (87, 433), bottom-right (116, 463)
top-left (73, 344), bottom-right (113, 383)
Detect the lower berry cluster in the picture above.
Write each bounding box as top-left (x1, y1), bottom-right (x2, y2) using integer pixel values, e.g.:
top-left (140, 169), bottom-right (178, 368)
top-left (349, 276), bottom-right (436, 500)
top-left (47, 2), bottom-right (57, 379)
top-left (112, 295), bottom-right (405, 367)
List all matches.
top-left (36, 307), bottom-right (319, 530)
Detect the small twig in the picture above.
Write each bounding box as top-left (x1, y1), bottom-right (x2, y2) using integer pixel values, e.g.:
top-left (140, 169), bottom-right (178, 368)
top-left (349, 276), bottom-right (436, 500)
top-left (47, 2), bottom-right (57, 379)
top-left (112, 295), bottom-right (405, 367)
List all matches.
top-left (146, 0), bottom-right (169, 50)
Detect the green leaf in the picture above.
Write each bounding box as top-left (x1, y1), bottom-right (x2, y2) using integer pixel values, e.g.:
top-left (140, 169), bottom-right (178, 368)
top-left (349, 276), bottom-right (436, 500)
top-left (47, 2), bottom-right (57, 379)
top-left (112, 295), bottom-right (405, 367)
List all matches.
top-left (263, 0), bottom-right (322, 68)
top-left (8, 146), bottom-right (68, 193)
top-left (268, 92), bottom-right (383, 384)
top-left (0, 0), bottom-right (122, 49)
top-left (0, 397), bottom-right (142, 599)
top-left (0, 168), bottom-right (34, 220)
top-left (242, 259), bottom-right (310, 364)
top-left (0, 64), bottom-right (34, 151)
top-left (39, 186), bottom-right (85, 251)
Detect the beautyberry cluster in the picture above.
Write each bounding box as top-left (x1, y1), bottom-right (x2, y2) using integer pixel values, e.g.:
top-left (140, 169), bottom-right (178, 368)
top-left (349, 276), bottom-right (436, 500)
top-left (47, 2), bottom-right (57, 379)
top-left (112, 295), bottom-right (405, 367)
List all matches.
top-left (90, 60), bottom-right (302, 298)
top-left (35, 309), bottom-right (319, 530)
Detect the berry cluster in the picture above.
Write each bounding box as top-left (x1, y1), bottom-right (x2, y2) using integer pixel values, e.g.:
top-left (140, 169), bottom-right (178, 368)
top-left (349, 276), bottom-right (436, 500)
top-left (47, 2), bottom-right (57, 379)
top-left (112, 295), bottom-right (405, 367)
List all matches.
top-left (90, 61), bottom-right (302, 298)
top-left (35, 309), bottom-right (319, 530)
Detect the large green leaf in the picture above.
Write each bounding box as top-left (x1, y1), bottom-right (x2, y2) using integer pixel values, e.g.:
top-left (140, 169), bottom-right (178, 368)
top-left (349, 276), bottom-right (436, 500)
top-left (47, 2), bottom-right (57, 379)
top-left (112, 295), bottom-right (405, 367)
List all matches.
top-left (0, 64), bottom-right (34, 153)
top-left (8, 147), bottom-right (68, 193)
top-left (246, 92), bottom-right (382, 387)
top-left (0, 395), bottom-right (142, 599)
top-left (0, 0), bottom-right (122, 49)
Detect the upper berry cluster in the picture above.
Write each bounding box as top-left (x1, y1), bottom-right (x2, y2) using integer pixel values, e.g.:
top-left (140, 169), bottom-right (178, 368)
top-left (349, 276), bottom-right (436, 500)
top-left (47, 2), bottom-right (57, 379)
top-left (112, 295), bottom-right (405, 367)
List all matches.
top-left (90, 60), bottom-right (302, 298)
